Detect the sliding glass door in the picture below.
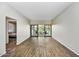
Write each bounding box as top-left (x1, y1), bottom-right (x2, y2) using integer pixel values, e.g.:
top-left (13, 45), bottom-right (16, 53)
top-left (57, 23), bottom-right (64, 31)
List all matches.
top-left (31, 25), bottom-right (38, 37)
top-left (31, 24), bottom-right (52, 37)
top-left (38, 25), bottom-right (44, 37)
top-left (44, 25), bottom-right (52, 36)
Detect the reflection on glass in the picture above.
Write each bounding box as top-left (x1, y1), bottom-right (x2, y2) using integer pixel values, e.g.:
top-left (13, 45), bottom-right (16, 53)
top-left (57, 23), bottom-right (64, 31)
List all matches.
top-left (44, 25), bottom-right (51, 36)
top-left (31, 25), bottom-right (38, 36)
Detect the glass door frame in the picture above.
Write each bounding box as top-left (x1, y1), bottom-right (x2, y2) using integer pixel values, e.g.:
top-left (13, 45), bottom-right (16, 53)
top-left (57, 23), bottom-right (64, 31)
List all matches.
top-left (30, 24), bottom-right (38, 37)
top-left (38, 25), bottom-right (45, 37)
top-left (30, 24), bottom-right (52, 37)
top-left (44, 24), bottom-right (52, 37)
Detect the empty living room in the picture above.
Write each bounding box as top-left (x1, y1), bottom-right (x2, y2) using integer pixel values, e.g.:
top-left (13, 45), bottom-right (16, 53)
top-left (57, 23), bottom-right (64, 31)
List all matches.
top-left (0, 0), bottom-right (79, 59)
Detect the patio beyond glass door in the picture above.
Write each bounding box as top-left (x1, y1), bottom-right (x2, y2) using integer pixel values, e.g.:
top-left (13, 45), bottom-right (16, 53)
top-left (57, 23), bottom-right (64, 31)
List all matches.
top-left (38, 25), bottom-right (44, 37)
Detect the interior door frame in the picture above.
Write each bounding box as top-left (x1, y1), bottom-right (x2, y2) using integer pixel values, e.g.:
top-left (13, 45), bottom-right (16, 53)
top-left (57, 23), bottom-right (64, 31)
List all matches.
top-left (5, 16), bottom-right (17, 52)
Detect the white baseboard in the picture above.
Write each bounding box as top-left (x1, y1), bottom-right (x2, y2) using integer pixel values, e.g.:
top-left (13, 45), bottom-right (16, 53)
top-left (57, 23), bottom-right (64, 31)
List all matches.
top-left (52, 37), bottom-right (79, 56)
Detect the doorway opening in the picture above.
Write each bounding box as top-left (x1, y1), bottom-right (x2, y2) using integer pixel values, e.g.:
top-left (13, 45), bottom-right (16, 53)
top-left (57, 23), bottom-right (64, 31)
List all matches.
top-left (6, 17), bottom-right (17, 54)
top-left (30, 24), bottom-right (52, 37)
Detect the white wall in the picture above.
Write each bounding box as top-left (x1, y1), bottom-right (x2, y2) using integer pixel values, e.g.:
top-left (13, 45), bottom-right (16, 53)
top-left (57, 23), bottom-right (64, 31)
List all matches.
top-left (52, 3), bottom-right (79, 55)
top-left (0, 4), bottom-right (6, 56)
top-left (30, 20), bottom-right (52, 24)
top-left (0, 4), bottom-right (30, 56)
top-left (5, 5), bottom-right (30, 45)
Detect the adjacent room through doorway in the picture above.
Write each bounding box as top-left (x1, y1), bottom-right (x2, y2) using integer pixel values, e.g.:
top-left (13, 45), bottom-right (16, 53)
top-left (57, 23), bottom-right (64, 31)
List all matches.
top-left (5, 17), bottom-right (17, 56)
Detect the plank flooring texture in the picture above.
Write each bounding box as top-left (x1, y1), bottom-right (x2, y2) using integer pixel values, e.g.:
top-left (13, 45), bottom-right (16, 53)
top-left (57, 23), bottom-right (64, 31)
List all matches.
top-left (2, 37), bottom-right (78, 57)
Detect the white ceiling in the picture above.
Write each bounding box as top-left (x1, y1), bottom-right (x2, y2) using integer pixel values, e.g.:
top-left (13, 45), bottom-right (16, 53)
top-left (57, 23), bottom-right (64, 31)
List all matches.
top-left (8, 2), bottom-right (72, 21)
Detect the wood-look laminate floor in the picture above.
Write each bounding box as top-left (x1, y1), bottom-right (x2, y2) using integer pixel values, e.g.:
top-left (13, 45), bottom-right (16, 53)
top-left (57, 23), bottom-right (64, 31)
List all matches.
top-left (6, 38), bottom-right (16, 53)
top-left (2, 37), bottom-right (78, 57)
